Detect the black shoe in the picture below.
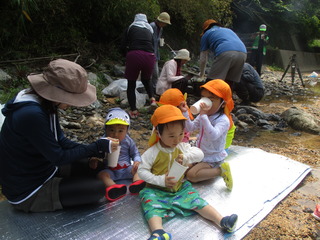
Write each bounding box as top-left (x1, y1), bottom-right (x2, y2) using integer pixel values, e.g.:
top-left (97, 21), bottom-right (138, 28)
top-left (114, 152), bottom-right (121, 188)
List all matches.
top-left (128, 180), bottom-right (146, 194)
top-left (220, 214), bottom-right (238, 232)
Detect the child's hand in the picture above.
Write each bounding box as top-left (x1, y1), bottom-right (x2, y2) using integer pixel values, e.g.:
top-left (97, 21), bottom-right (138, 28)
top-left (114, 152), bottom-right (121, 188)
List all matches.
top-left (178, 101), bottom-right (188, 113)
top-left (165, 174), bottom-right (177, 188)
top-left (131, 161), bottom-right (140, 175)
top-left (175, 154), bottom-right (183, 165)
top-left (107, 138), bottom-right (119, 152)
top-left (199, 102), bottom-right (210, 115)
top-left (89, 157), bottom-right (99, 169)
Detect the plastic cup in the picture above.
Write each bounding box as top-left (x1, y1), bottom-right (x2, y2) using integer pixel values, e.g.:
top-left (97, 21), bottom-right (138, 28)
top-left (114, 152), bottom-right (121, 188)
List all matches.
top-left (168, 160), bottom-right (188, 180)
top-left (190, 97), bottom-right (212, 115)
top-left (160, 38), bottom-right (165, 47)
top-left (107, 146), bottom-right (121, 167)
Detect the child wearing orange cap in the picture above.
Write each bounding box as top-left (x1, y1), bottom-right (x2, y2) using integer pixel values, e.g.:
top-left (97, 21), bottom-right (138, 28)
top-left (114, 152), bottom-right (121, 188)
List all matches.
top-left (138, 105), bottom-right (238, 240)
top-left (156, 88), bottom-right (193, 143)
top-left (89, 108), bottom-right (145, 202)
top-left (180, 79), bottom-right (235, 190)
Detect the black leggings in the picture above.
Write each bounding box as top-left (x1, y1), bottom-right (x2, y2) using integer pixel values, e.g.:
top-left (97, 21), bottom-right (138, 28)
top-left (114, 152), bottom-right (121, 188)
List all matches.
top-left (58, 159), bottom-right (105, 208)
top-left (127, 79), bottom-right (153, 111)
top-left (59, 178), bottom-right (105, 207)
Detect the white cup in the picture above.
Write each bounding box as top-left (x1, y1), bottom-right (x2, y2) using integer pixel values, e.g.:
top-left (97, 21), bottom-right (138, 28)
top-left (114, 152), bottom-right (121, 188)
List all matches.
top-left (168, 160), bottom-right (188, 180)
top-left (160, 38), bottom-right (165, 47)
top-left (107, 146), bottom-right (121, 167)
top-left (190, 97), bottom-right (212, 115)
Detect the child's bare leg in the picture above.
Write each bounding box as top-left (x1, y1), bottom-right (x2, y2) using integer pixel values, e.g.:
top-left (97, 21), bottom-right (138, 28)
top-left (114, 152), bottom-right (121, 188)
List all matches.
top-left (187, 162), bottom-right (221, 182)
top-left (195, 205), bottom-right (238, 232)
top-left (195, 205), bottom-right (222, 226)
top-left (148, 216), bottom-right (163, 232)
top-left (133, 172), bottom-right (141, 182)
top-left (98, 171), bottom-right (116, 187)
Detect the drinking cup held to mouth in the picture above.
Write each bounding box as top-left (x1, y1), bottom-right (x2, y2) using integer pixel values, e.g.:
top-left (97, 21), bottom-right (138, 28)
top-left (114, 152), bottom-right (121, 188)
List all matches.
top-left (107, 146), bottom-right (121, 167)
top-left (190, 97), bottom-right (212, 115)
top-left (168, 160), bottom-right (188, 180)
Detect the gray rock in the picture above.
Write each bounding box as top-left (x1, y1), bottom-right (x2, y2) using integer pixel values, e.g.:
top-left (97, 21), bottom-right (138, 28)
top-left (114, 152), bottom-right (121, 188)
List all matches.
top-left (281, 107), bottom-right (320, 134)
top-left (0, 69), bottom-right (11, 82)
top-left (113, 65), bottom-right (125, 77)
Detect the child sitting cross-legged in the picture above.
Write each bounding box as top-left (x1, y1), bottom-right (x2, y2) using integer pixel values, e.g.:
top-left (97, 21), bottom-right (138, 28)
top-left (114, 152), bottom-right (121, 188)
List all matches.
top-left (138, 105), bottom-right (238, 240)
top-left (181, 79), bottom-right (235, 190)
top-left (89, 108), bottom-right (145, 202)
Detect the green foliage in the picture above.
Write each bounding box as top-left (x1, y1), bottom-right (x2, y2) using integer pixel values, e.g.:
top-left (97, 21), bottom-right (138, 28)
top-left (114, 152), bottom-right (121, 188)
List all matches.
top-left (267, 64), bottom-right (283, 72)
top-left (309, 39), bottom-right (320, 48)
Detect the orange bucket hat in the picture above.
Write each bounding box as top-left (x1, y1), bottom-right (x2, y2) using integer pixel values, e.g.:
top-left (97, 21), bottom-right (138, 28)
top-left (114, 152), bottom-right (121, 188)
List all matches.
top-left (200, 79), bottom-right (234, 128)
top-left (151, 105), bottom-right (187, 127)
top-left (157, 88), bottom-right (194, 120)
top-left (149, 105), bottom-right (187, 146)
top-left (201, 19), bottom-right (218, 36)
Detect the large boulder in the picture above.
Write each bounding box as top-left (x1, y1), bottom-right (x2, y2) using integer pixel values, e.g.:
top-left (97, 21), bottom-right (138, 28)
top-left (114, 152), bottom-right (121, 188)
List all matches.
top-left (281, 107), bottom-right (320, 134)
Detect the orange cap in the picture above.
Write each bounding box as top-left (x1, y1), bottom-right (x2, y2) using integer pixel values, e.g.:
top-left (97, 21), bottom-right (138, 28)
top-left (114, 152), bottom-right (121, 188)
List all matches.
top-left (151, 105), bottom-right (187, 127)
top-left (200, 79), bottom-right (234, 128)
top-left (157, 88), bottom-right (185, 106)
top-left (201, 19), bottom-right (218, 36)
top-left (157, 88), bottom-right (194, 120)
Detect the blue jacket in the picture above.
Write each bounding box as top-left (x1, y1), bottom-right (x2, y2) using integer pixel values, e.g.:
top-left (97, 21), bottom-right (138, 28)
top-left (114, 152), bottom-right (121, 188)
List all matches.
top-left (0, 94), bottom-right (110, 203)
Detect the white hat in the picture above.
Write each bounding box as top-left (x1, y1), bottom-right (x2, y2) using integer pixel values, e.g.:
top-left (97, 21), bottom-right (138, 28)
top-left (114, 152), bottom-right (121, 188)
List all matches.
top-left (157, 12), bottom-right (171, 25)
top-left (174, 49), bottom-right (191, 61)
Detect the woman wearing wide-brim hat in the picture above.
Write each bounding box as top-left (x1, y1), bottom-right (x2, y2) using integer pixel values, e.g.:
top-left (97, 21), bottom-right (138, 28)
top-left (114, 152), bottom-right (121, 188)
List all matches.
top-left (156, 49), bottom-right (192, 96)
top-left (0, 59), bottom-right (119, 212)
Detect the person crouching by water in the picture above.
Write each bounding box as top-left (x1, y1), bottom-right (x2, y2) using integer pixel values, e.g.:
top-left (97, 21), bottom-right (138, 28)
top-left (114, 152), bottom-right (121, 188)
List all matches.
top-left (0, 59), bottom-right (119, 212)
top-left (156, 49), bottom-right (191, 96)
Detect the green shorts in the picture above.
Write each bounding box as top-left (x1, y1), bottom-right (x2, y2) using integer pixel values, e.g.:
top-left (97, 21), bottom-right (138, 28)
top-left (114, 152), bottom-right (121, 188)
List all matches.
top-left (139, 181), bottom-right (208, 221)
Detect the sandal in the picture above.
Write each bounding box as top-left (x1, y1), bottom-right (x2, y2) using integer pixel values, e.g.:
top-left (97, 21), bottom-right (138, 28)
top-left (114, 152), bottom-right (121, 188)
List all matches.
top-left (129, 180), bottom-right (146, 195)
top-left (105, 184), bottom-right (127, 202)
top-left (129, 110), bottom-right (139, 119)
top-left (220, 162), bottom-right (233, 191)
top-left (148, 229), bottom-right (172, 240)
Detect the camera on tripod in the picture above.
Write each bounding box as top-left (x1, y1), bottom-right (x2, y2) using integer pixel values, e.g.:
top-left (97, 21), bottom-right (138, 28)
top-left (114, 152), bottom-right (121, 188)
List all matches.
top-left (279, 54), bottom-right (305, 87)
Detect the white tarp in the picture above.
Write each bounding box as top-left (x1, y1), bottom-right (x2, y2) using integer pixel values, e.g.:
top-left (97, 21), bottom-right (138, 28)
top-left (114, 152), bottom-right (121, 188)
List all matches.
top-left (0, 146), bottom-right (311, 239)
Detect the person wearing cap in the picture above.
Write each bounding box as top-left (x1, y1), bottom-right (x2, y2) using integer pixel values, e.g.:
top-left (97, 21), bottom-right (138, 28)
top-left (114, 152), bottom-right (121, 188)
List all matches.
top-left (250, 24), bottom-right (269, 76)
top-left (121, 13), bottom-right (157, 118)
top-left (199, 19), bottom-right (247, 88)
top-left (89, 108), bottom-right (145, 202)
top-left (150, 12), bottom-right (171, 96)
top-left (0, 59), bottom-right (119, 212)
top-left (156, 49), bottom-right (191, 95)
top-left (180, 79), bottom-right (235, 191)
top-left (138, 105), bottom-right (238, 239)
top-left (156, 88), bottom-right (194, 143)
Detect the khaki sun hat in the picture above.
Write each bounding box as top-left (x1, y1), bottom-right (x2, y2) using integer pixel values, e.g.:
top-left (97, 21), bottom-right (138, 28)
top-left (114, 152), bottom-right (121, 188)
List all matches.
top-left (157, 12), bottom-right (171, 25)
top-left (174, 49), bottom-right (191, 61)
top-left (27, 59), bottom-right (96, 107)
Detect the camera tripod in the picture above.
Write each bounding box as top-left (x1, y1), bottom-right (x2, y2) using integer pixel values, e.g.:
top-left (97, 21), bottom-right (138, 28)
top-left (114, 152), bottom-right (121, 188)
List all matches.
top-left (279, 54), bottom-right (305, 87)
